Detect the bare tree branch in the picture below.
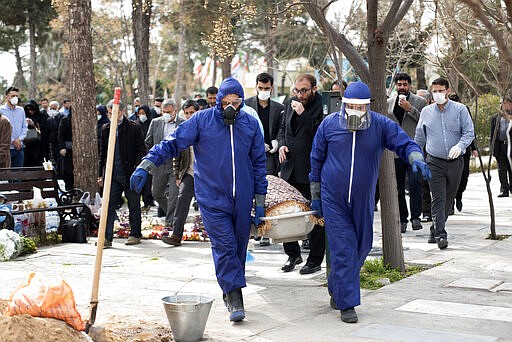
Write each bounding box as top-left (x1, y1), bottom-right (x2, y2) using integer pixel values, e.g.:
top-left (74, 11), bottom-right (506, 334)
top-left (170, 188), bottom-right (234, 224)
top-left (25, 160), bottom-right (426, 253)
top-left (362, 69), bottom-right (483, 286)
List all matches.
top-left (304, 1), bottom-right (370, 82)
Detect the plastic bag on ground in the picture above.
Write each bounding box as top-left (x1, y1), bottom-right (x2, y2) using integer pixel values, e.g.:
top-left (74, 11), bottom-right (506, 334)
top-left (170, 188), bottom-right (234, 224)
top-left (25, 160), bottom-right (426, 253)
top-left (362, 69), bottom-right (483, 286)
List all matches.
top-left (0, 229), bottom-right (22, 261)
top-left (3, 272), bottom-right (86, 331)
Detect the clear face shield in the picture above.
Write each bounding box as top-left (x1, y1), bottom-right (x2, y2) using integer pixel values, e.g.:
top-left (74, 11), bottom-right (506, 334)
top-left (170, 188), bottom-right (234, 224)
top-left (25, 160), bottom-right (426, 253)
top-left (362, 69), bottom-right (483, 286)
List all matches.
top-left (340, 103), bottom-right (371, 131)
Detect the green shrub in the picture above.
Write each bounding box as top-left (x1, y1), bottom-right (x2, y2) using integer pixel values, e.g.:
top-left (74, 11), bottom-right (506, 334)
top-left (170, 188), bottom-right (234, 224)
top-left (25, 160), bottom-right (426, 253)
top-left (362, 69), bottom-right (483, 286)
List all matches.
top-left (19, 235), bottom-right (37, 256)
top-left (360, 258), bottom-right (426, 290)
top-left (471, 94), bottom-right (501, 150)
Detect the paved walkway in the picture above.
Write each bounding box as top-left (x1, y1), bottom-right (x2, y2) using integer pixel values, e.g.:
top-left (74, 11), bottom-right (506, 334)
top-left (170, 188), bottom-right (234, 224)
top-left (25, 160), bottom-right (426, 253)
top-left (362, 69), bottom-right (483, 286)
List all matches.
top-left (1, 170), bottom-right (511, 341)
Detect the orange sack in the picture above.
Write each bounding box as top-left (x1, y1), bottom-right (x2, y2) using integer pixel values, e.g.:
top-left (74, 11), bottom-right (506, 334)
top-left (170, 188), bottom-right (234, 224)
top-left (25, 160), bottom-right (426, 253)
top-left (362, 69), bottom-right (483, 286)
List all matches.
top-left (3, 272), bottom-right (86, 331)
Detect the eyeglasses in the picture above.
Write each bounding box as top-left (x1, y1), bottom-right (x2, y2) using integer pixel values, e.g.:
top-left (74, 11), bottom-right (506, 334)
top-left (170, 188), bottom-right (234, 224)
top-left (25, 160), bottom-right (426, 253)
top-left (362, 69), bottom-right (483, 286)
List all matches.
top-left (221, 98), bottom-right (242, 107)
top-left (293, 88), bottom-right (312, 95)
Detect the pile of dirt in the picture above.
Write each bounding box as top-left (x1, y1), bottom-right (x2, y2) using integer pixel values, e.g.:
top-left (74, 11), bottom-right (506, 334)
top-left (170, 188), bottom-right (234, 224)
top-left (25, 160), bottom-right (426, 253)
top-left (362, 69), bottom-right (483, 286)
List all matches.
top-left (0, 314), bottom-right (91, 342)
top-left (0, 299), bottom-right (172, 342)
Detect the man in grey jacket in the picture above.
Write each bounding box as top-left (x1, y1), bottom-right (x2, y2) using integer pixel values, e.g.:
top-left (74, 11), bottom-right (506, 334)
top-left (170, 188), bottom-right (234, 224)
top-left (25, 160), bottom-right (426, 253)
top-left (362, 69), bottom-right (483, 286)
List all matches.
top-left (387, 73), bottom-right (427, 233)
top-left (145, 99), bottom-right (181, 230)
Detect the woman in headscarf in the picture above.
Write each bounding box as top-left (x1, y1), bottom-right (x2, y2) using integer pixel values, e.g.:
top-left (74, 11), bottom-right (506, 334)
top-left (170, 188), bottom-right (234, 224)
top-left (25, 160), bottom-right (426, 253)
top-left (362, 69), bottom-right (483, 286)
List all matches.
top-left (23, 99), bottom-right (48, 166)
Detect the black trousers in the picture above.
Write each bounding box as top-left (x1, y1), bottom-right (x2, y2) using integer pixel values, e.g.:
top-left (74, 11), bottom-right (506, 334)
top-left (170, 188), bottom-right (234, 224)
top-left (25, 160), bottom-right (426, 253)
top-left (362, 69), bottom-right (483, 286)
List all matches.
top-left (456, 150), bottom-right (471, 201)
top-left (496, 142), bottom-right (512, 193)
top-left (283, 181), bottom-right (325, 266)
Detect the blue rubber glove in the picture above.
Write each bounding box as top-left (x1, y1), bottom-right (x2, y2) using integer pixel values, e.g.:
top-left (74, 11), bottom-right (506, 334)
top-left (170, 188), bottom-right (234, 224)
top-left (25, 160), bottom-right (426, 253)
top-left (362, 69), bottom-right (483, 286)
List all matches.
top-left (253, 206), bottom-right (265, 227)
top-left (311, 199), bottom-right (323, 218)
top-left (130, 168), bottom-right (148, 193)
top-left (412, 160), bottom-right (431, 181)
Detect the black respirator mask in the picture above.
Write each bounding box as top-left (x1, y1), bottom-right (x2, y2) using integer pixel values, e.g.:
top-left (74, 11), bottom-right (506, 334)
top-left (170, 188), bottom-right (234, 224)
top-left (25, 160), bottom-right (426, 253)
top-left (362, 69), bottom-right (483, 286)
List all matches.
top-left (223, 104), bottom-right (239, 125)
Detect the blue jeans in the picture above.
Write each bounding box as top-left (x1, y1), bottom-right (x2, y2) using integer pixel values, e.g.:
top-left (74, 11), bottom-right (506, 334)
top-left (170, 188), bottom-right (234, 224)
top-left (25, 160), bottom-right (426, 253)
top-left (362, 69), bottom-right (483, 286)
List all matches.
top-left (10, 148), bottom-right (24, 167)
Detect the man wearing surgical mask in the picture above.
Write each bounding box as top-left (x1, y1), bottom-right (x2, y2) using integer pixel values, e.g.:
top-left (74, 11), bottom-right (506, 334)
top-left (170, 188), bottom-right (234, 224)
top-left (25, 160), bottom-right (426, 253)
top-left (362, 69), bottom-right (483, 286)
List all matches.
top-left (415, 77), bottom-right (474, 250)
top-left (98, 100), bottom-right (146, 248)
top-left (245, 73), bottom-right (284, 247)
top-left (0, 86), bottom-right (27, 167)
top-left (144, 99), bottom-right (181, 230)
top-left (246, 72), bottom-right (284, 178)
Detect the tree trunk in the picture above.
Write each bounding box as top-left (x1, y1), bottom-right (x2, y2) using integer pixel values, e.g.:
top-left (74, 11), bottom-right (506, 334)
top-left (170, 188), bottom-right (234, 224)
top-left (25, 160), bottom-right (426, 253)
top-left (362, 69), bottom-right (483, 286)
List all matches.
top-left (222, 56), bottom-right (232, 80)
top-left (174, 0), bottom-right (186, 103)
top-left (416, 64), bottom-right (426, 90)
top-left (68, 0), bottom-right (98, 194)
top-left (212, 55), bottom-right (218, 87)
top-left (13, 45), bottom-right (27, 91)
top-left (28, 15), bottom-right (37, 99)
top-left (132, 0), bottom-right (151, 105)
top-left (367, 0), bottom-right (404, 272)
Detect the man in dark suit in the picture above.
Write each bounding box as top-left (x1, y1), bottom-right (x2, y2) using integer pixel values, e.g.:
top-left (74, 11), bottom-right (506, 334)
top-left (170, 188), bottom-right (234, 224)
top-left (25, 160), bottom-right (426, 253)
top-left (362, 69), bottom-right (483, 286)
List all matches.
top-left (245, 72), bottom-right (284, 176)
top-left (98, 101), bottom-right (147, 247)
top-left (145, 99), bottom-right (181, 229)
top-left (491, 94), bottom-right (512, 197)
top-left (277, 73), bottom-right (325, 274)
top-left (387, 73), bottom-right (427, 233)
top-left (245, 72), bottom-right (284, 247)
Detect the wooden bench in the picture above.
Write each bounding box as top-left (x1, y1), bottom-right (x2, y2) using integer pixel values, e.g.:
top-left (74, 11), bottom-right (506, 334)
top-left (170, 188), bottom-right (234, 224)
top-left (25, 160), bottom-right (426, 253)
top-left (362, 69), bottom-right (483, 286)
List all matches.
top-left (0, 166), bottom-right (91, 232)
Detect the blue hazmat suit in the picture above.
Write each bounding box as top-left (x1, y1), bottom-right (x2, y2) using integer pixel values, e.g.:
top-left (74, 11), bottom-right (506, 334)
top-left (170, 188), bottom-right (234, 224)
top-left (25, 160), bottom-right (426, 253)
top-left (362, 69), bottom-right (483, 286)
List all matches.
top-left (309, 110), bottom-right (422, 310)
top-left (142, 78), bottom-right (267, 294)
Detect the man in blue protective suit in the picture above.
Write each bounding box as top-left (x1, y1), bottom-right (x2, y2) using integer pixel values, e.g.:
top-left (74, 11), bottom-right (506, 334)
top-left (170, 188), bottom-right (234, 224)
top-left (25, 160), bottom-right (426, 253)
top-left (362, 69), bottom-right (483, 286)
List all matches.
top-left (129, 77), bottom-right (267, 323)
top-left (309, 81), bottom-right (431, 323)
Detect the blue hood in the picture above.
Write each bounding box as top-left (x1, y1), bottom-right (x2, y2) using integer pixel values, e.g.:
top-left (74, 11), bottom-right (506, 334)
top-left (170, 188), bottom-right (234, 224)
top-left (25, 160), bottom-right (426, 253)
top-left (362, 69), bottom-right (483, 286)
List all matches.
top-left (216, 77), bottom-right (245, 111)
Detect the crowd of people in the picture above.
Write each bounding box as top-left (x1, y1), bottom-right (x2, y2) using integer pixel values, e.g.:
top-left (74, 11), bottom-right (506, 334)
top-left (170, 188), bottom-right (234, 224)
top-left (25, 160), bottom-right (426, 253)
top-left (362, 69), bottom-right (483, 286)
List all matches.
top-left (0, 73), bottom-right (511, 325)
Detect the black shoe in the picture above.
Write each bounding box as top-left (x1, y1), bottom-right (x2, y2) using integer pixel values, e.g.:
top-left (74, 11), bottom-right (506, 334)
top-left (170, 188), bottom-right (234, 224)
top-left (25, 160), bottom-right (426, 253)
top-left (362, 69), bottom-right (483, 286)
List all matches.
top-left (437, 237), bottom-right (448, 249)
top-left (226, 288), bottom-right (245, 322)
top-left (259, 237), bottom-right (270, 247)
top-left (301, 239), bottom-right (310, 250)
top-left (400, 222), bottom-right (407, 233)
top-left (411, 218), bottom-right (422, 231)
top-left (340, 307), bottom-right (358, 323)
top-left (456, 199), bottom-right (463, 212)
top-left (299, 262), bottom-right (321, 275)
top-left (193, 201), bottom-right (199, 211)
top-left (428, 225), bottom-right (436, 243)
top-left (498, 192), bottom-right (509, 198)
top-left (281, 256), bottom-right (303, 272)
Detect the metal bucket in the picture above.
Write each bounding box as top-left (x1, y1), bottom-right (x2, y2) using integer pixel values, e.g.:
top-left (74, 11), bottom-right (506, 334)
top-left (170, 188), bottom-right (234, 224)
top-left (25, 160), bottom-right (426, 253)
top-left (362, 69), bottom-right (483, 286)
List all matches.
top-left (162, 294), bottom-right (214, 342)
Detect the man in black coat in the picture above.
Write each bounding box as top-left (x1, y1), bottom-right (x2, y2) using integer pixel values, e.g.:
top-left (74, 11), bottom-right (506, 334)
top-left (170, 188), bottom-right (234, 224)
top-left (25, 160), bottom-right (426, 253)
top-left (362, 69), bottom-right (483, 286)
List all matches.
top-left (245, 72), bottom-right (284, 176)
top-left (246, 72), bottom-right (284, 247)
top-left (98, 101), bottom-right (147, 247)
top-left (491, 94), bottom-right (512, 197)
top-left (277, 73), bottom-right (325, 274)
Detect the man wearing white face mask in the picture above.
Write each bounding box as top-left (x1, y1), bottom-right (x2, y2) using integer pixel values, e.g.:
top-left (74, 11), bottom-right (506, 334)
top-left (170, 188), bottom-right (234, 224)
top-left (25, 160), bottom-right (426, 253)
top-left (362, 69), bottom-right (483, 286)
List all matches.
top-left (0, 86), bottom-right (27, 167)
top-left (245, 72), bottom-right (284, 177)
top-left (245, 73), bottom-right (284, 247)
top-left (145, 99), bottom-right (181, 230)
top-left (98, 100), bottom-right (147, 247)
top-left (415, 77), bottom-right (474, 250)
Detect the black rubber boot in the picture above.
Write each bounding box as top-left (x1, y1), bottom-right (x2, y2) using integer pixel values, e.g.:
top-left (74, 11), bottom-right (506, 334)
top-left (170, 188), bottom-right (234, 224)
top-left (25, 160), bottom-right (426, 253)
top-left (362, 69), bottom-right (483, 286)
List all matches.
top-left (340, 307), bottom-right (358, 323)
top-left (226, 288), bottom-right (245, 322)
